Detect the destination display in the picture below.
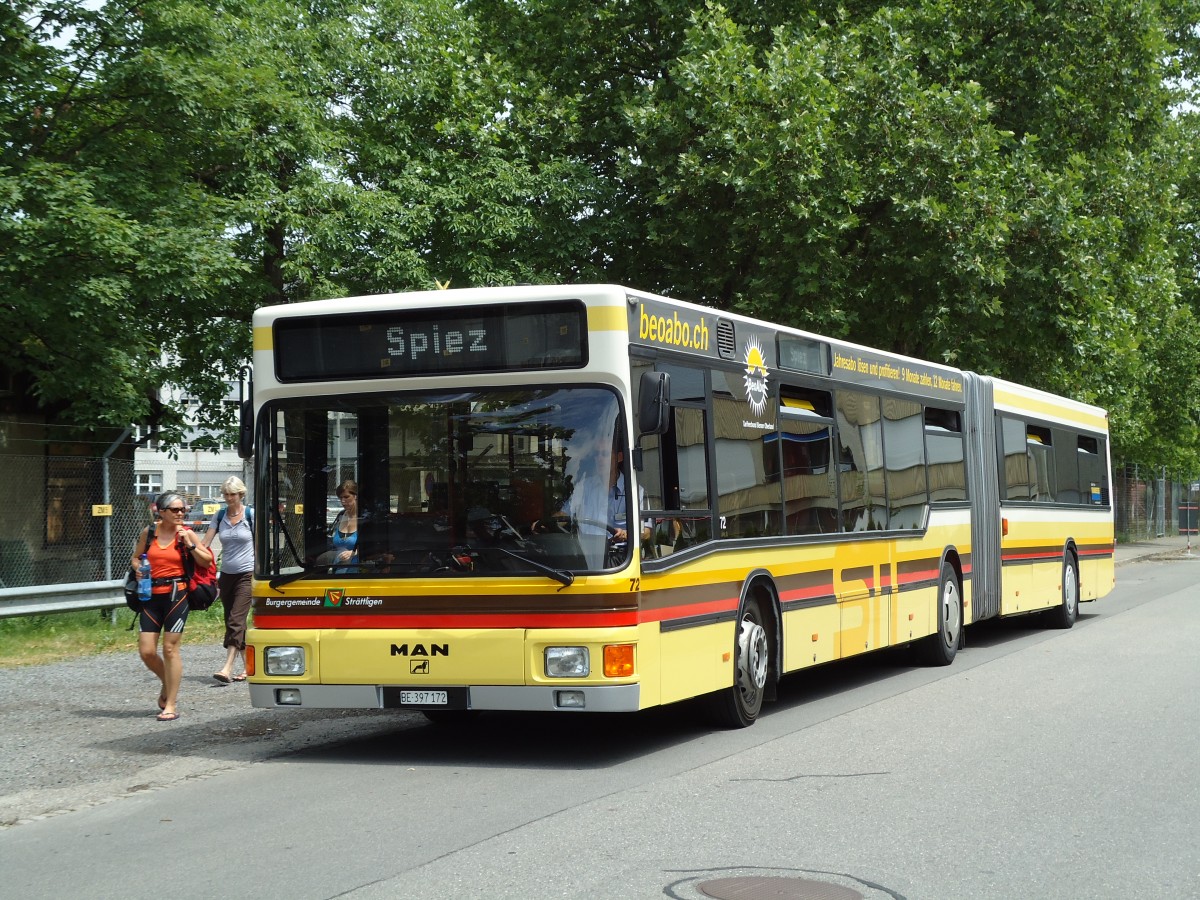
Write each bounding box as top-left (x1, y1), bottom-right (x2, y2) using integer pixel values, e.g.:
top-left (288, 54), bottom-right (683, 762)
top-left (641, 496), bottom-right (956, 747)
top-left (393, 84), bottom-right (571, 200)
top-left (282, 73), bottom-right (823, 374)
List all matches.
top-left (275, 300), bottom-right (587, 381)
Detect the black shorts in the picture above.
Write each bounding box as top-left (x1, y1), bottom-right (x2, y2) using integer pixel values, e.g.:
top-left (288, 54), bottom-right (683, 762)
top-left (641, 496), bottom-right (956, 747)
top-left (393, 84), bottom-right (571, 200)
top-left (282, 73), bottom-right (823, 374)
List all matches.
top-left (139, 583), bottom-right (190, 634)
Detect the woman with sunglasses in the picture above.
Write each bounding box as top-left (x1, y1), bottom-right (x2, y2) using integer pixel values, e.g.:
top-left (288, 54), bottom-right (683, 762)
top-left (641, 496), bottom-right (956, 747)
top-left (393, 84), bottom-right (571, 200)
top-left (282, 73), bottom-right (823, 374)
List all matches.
top-left (129, 491), bottom-right (214, 721)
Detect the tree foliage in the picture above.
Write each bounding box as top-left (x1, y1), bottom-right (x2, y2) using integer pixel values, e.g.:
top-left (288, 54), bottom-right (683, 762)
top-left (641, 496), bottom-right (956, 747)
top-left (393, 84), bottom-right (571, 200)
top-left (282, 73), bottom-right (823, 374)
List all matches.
top-left (3, 0), bottom-right (1199, 469)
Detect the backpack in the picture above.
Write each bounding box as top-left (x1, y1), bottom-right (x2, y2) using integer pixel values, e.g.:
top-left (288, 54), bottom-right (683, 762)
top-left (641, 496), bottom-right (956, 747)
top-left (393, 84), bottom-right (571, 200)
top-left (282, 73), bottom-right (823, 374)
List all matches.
top-left (122, 551), bottom-right (144, 614)
top-left (181, 526), bottom-right (219, 611)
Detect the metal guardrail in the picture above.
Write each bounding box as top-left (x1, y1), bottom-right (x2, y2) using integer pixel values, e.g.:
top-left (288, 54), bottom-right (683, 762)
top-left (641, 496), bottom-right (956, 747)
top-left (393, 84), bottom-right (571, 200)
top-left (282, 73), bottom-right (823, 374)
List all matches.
top-left (0, 580), bottom-right (125, 619)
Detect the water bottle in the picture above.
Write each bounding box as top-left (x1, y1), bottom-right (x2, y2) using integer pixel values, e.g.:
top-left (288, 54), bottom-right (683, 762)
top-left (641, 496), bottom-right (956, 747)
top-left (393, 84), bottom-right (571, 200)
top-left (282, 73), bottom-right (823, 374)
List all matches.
top-left (137, 554), bottom-right (152, 603)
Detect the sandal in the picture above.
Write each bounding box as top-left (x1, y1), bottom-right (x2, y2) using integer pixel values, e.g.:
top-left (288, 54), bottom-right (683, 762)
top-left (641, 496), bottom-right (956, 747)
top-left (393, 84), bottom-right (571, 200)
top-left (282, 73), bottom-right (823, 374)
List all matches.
top-left (156, 711), bottom-right (180, 721)
top-left (231, 674), bottom-right (247, 682)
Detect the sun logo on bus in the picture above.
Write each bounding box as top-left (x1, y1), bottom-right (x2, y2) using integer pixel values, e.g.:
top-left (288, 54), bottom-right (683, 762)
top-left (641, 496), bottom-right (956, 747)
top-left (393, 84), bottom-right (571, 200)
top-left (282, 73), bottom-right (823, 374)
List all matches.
top-left (324, 589), bottom-right (345, 607)
top-left (743, 336), bottom-right (770, 418)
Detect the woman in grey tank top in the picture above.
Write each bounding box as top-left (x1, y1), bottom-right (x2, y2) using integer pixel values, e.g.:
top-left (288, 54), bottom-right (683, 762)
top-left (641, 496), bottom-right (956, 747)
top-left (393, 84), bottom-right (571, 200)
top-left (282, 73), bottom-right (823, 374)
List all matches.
top-left (201, 476), bottom-right (255, 683)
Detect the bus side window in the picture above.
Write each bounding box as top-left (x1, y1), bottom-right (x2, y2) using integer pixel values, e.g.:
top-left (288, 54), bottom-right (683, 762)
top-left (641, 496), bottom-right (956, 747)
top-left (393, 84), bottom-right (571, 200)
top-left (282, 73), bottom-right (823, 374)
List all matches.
top-left (1000, 416), bottom-right (1033, 501)
top-left (837, 391), bottom-right (887, 531)
top-left (779, 386), bottom-right (838, 535)
top-left (925, 407), bottom-right (967, 503)
top-left (1026, 425), bottom-right (1055, 502)
top-left (1052, 427), bottom-right (1080, 503)
top-left (665, 406), bottom-right (710, 550)
top-left (883, 397), bottom-right (927, 529)
top-left (1077, 435), bottom-right (1109, 505)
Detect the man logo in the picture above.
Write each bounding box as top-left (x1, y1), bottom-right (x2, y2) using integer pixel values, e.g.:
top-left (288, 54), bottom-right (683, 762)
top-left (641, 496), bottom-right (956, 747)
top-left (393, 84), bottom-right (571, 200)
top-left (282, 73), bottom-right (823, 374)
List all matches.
top-left (410, 659), bottom-right (430, 675)
top-left (324, 589), bottom-right (346, 607)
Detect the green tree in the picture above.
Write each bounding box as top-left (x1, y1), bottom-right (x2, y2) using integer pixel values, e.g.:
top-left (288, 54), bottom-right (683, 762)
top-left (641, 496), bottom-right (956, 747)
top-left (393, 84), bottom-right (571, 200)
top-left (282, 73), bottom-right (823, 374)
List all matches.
top-left (1, 0), bottom-right (595, 446)
top-left (5, 0), bottom-right (1199, 472)
top-left (305, 0), bottom-right (596, 294)
top-left (470, 0), bottom-right (1200, 470)
top-left (1, 0), bottom-right (252, 443)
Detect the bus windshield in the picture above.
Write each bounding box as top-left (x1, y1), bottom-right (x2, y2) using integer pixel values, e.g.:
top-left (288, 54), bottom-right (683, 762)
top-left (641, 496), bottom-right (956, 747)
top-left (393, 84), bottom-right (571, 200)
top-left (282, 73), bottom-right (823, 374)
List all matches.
top-left (260, 386), bottom-right (631, 579)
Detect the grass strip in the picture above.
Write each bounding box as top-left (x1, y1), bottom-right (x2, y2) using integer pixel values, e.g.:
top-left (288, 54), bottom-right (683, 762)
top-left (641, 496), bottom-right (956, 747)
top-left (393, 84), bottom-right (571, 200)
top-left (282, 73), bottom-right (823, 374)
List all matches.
top-left (0, 604), bottom-right (228, 668)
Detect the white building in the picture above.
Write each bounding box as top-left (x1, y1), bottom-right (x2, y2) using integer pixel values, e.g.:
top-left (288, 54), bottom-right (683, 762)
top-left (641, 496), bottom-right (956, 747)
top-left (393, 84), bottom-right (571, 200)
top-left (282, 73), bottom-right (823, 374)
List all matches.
top-left (134, 383), bottom-right (249, 504)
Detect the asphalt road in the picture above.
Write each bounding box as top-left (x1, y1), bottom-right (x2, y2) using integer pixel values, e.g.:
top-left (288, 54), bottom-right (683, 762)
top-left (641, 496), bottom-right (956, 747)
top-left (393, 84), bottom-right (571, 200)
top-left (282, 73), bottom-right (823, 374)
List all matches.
top-left (1, 553), bottom-right (1197, 899)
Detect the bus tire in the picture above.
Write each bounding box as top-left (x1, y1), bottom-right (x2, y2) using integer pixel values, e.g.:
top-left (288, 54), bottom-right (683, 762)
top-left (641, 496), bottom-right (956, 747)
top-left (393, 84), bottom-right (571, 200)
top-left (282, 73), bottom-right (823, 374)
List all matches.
top-left (709, 596), bottom-right (769, 728)
top-left (1047, 551), bottom-right (1078, 629)
top-left (918, 564), bottom-right (961, 666)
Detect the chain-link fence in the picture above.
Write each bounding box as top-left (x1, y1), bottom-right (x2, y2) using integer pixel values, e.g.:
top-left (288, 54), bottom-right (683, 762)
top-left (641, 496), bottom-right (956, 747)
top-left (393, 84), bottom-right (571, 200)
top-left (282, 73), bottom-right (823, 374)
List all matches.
top-left (0, 455), bottom-right (154, 589)
top-left (1114, 463), bottom-right (1199, 542)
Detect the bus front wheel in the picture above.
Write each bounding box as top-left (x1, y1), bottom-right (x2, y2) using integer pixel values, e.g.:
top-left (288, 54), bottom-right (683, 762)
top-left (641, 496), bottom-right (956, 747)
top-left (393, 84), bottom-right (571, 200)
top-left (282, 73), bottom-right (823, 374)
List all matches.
top-left (709, 597), bottom-right (769, 728)
top-left (918, 564), bottom-right (961, 666)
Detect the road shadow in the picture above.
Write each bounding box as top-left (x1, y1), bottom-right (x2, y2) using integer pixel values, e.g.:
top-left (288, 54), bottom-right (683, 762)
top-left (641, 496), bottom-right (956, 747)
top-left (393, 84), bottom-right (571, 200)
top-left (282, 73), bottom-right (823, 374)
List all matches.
top-left (279, 701), bottom-right (718, 770)
top-left (960, 610), bottom-right (1098, 648)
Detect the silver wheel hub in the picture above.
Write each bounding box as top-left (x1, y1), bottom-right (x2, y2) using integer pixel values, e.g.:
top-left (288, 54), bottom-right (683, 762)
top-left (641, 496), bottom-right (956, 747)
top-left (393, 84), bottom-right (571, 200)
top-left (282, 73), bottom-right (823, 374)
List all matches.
top-left (737, 616), bottom-right (768, 695)
top-left (942, 579), bottom-right (962, 649)
top-left (1065, 564), bottom-right (1077, 615)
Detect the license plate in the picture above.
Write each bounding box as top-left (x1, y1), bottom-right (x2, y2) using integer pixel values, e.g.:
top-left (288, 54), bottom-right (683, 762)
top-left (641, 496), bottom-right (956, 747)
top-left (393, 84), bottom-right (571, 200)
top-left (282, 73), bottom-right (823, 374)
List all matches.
top-left (398, 690), bottom-right (447, 706)
top-left (382, 686), bottom-right (468, 709)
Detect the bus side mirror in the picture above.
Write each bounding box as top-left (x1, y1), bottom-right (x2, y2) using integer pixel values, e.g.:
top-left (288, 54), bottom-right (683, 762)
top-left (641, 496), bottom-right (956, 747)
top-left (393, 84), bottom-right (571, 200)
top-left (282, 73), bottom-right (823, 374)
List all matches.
top-left (638, 370), bottom-right (671, 436)
top-left (238, 399), bottom-right (254, 460)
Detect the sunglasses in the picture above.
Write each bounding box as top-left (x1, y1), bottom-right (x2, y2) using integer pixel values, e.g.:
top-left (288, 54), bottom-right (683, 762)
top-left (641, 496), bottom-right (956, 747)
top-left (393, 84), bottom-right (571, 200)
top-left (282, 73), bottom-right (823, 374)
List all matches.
top-left (163, 506), bottom-right (187, 513)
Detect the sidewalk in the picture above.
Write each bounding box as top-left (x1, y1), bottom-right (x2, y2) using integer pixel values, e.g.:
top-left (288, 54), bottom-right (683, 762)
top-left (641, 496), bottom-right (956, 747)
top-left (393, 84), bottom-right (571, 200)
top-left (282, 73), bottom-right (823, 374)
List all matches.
top-left (1114, 533), bottom-right (1198, 566)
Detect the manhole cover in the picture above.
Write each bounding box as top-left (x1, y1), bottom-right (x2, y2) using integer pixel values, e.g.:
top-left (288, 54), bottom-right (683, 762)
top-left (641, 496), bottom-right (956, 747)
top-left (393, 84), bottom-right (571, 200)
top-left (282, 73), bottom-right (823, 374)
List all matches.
top-left (698, 876), bottom-right (864, 900)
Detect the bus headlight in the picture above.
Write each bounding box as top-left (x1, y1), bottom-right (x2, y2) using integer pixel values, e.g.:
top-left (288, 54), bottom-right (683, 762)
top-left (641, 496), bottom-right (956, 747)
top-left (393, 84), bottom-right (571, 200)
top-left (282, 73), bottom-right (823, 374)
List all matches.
top-left (264, 646), bottom-right (306, 676)
top-left (545, 646), bottom-right (589, 678)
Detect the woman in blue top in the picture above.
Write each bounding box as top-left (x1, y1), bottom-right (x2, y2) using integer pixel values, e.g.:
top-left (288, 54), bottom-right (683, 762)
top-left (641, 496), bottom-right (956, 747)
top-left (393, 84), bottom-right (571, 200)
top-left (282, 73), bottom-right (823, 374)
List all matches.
top-left (330, 479), bottom-right (359, 572)
top-left (201, 476), bottom-right (255, 684)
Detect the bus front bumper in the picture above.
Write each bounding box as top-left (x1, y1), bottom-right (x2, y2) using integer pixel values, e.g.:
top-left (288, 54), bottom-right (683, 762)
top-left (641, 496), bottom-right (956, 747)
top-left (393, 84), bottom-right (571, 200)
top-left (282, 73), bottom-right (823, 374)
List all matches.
top-left (248, 682), bottom-right (641, 713)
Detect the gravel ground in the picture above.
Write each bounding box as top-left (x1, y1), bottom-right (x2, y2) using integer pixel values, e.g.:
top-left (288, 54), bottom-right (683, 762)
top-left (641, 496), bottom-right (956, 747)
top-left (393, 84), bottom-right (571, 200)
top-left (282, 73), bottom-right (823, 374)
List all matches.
top-left (0, 642), bottom-right (414, 828)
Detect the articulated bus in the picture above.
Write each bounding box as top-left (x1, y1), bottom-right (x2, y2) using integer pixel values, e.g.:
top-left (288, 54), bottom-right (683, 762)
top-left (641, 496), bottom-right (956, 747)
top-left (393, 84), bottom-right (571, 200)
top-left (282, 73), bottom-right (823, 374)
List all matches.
top-left (241, 284), bottom-right (1114, 726)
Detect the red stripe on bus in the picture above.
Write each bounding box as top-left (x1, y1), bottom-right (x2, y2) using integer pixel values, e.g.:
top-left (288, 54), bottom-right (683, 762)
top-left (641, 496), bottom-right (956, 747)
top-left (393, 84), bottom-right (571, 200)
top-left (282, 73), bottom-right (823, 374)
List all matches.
top-left (252, 611), bottom-right (642, 629)
top-left (253, 596), bottom-right (742, 630)
top-left (1002, 551), bottom-right (1060, 562)
top-left (778, 583), bottom-right (835, 603)
top-left (640, 596), bottom-right (739, 623)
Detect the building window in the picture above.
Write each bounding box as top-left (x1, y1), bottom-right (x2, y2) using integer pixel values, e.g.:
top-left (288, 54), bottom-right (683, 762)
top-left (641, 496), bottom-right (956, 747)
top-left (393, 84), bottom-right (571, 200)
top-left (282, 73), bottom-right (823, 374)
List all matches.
top-left (177, 482), bottom-right (222, 500)
top-left (136, 472), bottom-right (163, 497)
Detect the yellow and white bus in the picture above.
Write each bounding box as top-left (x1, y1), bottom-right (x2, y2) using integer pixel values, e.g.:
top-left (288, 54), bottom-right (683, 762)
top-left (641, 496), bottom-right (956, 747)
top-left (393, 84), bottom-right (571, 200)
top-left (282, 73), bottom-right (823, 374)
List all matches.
top-left (241, 284), bottom-right (1114, 726)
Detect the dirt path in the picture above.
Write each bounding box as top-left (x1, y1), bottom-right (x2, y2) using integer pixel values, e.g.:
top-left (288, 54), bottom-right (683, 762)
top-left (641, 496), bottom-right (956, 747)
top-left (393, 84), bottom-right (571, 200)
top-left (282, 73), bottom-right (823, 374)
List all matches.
top-left (0, 644), bottom-right (412, 827)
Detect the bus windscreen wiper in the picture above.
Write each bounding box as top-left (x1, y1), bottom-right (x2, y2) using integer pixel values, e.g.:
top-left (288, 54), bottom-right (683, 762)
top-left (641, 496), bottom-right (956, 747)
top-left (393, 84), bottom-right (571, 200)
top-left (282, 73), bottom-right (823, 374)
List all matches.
top-left (470, 545), bottom-right (575, 587)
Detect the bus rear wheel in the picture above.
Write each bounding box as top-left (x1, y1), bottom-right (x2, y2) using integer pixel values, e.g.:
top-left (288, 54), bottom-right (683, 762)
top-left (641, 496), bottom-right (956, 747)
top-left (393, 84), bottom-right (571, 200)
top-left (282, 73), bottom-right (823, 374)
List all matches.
top-left (918, 564), bottom-right (961, 666)
top-left (709, 597), bottom-right (769, 728)
top-left (1046, 551), bottom-right (1078, 629)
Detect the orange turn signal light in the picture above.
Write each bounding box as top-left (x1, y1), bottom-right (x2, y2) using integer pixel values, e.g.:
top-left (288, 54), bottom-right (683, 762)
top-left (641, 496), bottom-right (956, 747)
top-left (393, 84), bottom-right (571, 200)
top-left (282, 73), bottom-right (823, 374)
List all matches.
top-left (245, 646), bottom-right (256, 677)
top-left (604, 644), bottom-right (635, 677)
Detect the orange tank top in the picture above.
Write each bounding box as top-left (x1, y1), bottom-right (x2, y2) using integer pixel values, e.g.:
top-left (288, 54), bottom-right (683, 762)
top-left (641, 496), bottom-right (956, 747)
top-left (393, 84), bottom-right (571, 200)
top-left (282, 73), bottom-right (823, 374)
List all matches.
top-left (146, 531), bottom-right (186, 594)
